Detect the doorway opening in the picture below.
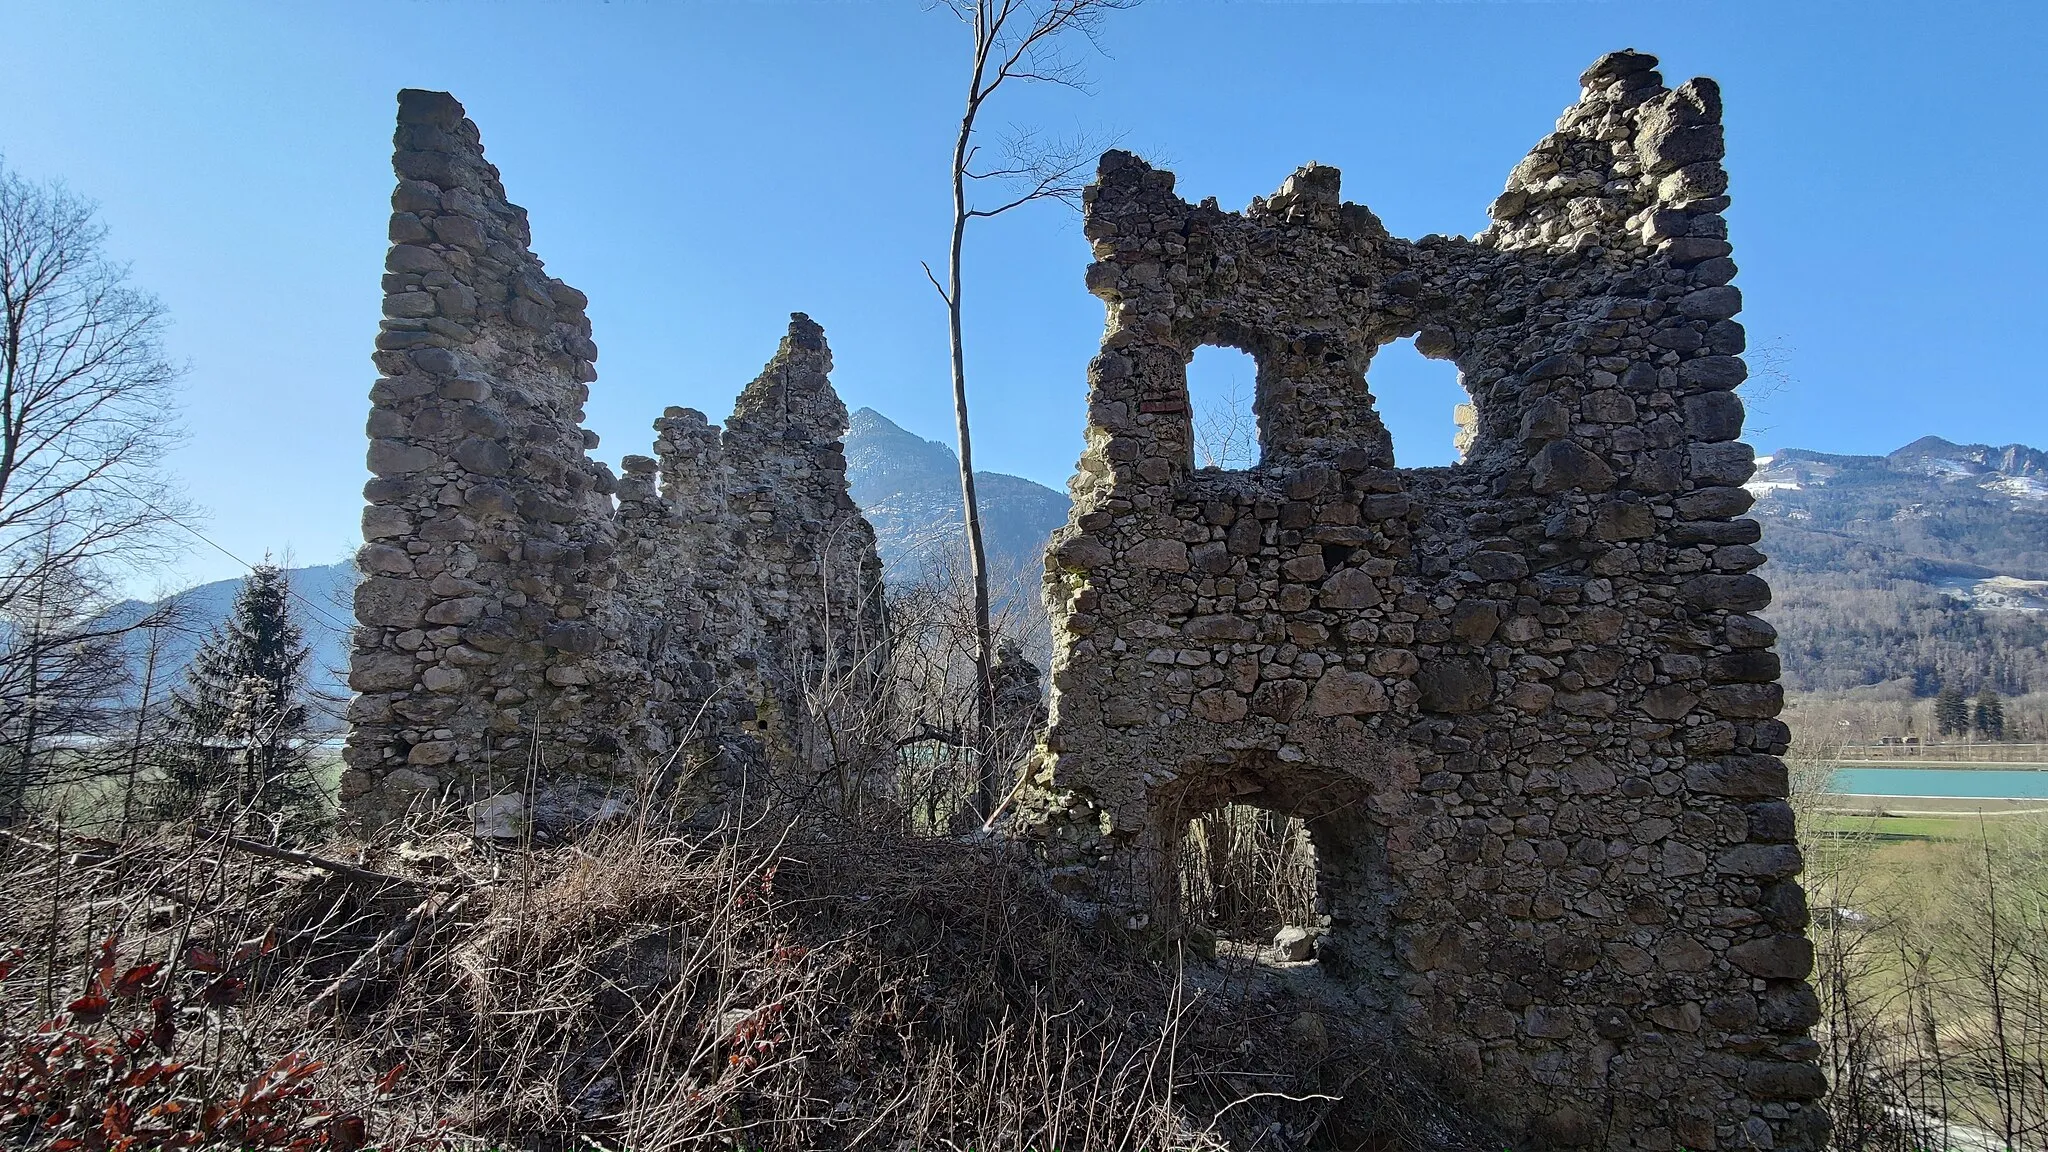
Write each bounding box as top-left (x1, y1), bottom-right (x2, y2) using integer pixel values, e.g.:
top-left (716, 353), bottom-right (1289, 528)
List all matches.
top-left (1178, 801), bottom-right (1323, 964)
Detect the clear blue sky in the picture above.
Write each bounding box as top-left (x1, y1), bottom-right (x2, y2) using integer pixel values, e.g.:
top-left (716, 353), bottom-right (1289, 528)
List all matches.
top-left (3, 1), bottom-right (2042, 591)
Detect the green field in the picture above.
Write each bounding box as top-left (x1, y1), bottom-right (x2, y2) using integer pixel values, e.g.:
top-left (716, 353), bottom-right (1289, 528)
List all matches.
top-left (1809, 812), bottom-right (1985, 842)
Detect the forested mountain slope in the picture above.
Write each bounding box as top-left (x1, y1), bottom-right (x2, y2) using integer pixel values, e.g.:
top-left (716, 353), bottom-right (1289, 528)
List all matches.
top-left (118, 430), bottom-right (2047, 709)
top-left (1751, 437), bottom-right (2048, 694)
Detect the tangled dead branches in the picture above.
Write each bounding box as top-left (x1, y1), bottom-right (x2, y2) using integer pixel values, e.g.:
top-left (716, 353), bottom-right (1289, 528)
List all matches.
top-left (1, 816), bottom-right (1495, 1151)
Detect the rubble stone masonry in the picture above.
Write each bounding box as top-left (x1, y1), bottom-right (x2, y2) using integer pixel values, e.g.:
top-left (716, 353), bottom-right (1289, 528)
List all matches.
top-left (343, 53), bottom-right (1822, 1150)
top-left (1018, 51), bottom-right (1826, 1149)
top-left (342, 90), bottom-right (886, 829)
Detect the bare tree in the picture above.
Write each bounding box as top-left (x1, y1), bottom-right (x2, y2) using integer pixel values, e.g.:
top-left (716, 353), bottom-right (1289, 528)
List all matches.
top-left (1194, 373), bottom-right (1257, 471)
top-left (0, 157), bottom-right (189, 822)
top-left (0, 538), bottom-right (127, 822)
top-left (117, 595), bottom-right (196, 835)
top-left (925, 0), bottom-right (1135, 816)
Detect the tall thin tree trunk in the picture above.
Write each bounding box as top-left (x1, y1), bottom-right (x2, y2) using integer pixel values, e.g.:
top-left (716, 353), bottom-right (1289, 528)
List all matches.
top-left (2, 604), bottom-right (46, 826)
top-left (948, 40), bottom-right (998, 819)
top-left (120, 631), bottom-right (162, 837)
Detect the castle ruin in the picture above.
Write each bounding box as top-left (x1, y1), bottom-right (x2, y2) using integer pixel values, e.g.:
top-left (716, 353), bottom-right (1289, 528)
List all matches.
top-left (344, 52), bottom-right (1825, 1150)
top-left (342, 90), bottom-right (887, 829)
top-left (1016, 49), bottom-right (1824, 1151)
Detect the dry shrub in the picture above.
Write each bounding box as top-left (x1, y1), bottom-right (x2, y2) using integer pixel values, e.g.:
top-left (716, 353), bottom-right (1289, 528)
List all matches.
top-left (1178, 804), bottom-right (1320, 945)
top-left (0, 814), bottom-right (1494, 1152)
top-left (0, 827), bottom-right (430, 1150)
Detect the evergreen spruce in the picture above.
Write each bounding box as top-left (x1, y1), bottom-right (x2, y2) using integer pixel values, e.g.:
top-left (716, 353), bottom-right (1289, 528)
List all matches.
top-left (166, 564), bottom-right (314, 824)
top-left (1974, 688), bottom-right (2006, 742)
top-left (1934, 686), bottom-right (1969, 738)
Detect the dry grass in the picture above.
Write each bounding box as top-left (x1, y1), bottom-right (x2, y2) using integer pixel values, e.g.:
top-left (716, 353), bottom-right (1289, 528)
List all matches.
top-left (0, 808), bottom-right (1495, 1152)
top-left (1178, 804), bottom-right (1319, 947)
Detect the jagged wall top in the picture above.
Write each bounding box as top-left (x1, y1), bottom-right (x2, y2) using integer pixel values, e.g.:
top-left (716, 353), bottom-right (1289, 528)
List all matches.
top-left (346, 93), bottom-right (888, 830)
top-left (1026, 50), bottom-right (1821, 1151)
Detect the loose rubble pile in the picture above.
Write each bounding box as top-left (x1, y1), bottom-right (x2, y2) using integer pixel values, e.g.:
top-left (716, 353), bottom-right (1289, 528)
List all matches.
top-left (1015, 49), bottom-right (1825, 1151)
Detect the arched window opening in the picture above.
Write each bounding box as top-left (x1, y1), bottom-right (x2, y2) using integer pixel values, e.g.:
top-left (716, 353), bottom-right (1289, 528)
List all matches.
top-left (1179, 801), bottom-right (1323, 964)
top-left (1370, 336), bottom-right (1471, 467)
top-left (1186, 345), bottom-right (1261, 471)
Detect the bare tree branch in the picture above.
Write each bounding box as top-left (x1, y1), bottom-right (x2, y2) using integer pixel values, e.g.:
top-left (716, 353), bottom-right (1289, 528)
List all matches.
top-left (0, 158), bottom-right (192, 824)
top-left (930, 0), bottom-right (1136, 819)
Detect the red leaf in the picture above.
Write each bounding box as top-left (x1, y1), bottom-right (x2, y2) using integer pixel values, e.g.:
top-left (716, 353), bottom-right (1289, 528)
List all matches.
top-left (374, 1062), bottom-right (405, 1095)
top-left (123, 1060), bottom-right (183, 1089)
top-left (182, 945), bottom-right (223, 974)
top-left (150, 1020), bottom-right (175, 1054)
top-left (67, 991), bottom-right (111, 1024)
top-left (112, 963), bottom-right (161, 998)
top-left (102, 1100), bottom-right (133, 1137)
top-left (199, 975), bottom-right (244, 1007)
top-left (230, 933), bottom-right (278, 967)
top-left (332, 1115), bottom-right (368, 1150)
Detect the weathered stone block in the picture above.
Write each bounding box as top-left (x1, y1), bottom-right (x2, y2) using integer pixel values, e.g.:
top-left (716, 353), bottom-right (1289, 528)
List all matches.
top-left (1251, 678), bottom-right (1308, 721)
top-left (368, 438), bottom-right (439, 475)
top-left (1309, 669), bottom-right (1389, 716)
top-left (1704, 682), bottom-right (1784, 717)
top-left (1450, 600), bottom-right (1502, 644)
top-left (1677, 286), bottom-right (1742, 322)
top-left (1682, 389), bottom-right (1744, 442)
top-left (1688, 442), bottom-right (1755, 486)
top-left (1319, 567), bottom-right (1382, 608)
top-left (1676, 485), bottom-right (1755, 521)
top-left (1729, 935), bottom-right (1815, 980)
top-left (1185, 614), bottom-right (1256, 641)
top-left (356, 577), bottom-right (429, 628)
top-left (1681, 573), bottom-right (1771, 612)
top-left (1467, 550), bottom-right (1529, 581)
top-left (1707, 650), bottom-right (1780, 683)
top-left (1641, 685), bottom-right (1699, 721)
top-left (1593, 501), bottom-right (1656, 541)
top-left (1685, 755), bottom-right (1789, 798)
top-left (1530, 441), bottom-right (1617, 494)
top-left (349, 652), bottom-right (418, 693)
top-left (1127, 538), bottom-right (1190, 571)
top-left (1417, 656), bottom-right (1494, 713)
top-left (1717, 843), bottom-right (1803, 879)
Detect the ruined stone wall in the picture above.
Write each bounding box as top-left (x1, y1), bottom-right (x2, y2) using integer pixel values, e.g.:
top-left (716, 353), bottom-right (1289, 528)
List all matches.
top-left (615, 316), bottom-right (889, 801)
top-left (1020, 52), bottom-right (1825, 1150)
top-left (343, 91), bottom-right (886, 828)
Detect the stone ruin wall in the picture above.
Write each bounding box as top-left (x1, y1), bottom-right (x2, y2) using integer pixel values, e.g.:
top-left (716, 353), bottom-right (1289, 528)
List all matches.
top-left (341, 90), bottom-right (886, 829)
top-left (341, 55), bottom-right (1826, 1151)
top-left (1017, 50), bottom-right (1826, 1150)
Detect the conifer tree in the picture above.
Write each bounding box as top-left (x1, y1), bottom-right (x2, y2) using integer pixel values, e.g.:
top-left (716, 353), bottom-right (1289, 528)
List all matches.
top-left (1934, 686), bottom-right (1969, 738)
top-left (167, 564), bottom-right (312, 822)
top-left (1974, 688), bottom-right (2006, 742)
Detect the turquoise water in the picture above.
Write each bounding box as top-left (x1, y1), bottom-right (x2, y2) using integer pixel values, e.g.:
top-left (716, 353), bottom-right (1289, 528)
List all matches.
top-left (1828, 767), bottom-right (2048, 800)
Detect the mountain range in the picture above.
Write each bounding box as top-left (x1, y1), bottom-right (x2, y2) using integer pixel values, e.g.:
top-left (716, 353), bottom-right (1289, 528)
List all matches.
top-left (843, 408), bottom-right (1072, 592)
top-left (1746, 436), bottom-right (2048, 695)
top-left (108, 423), bottom-right (2048, 717)
top-left (104, 409), bottom-right (1076, 715)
